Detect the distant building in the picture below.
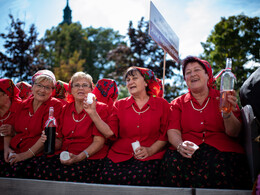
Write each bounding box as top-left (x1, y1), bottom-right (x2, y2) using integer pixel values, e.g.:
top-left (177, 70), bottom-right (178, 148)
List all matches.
top-left (61, 0), bottom-right (72, 25)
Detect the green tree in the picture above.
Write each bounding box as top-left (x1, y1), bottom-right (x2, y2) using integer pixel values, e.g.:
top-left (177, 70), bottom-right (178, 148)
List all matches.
top-left (41, 23), bottom-right (124, 82)
top-left (0, 14), bottom-right (44, 81)
top-left (54, 51), bottom-right (85, 82)
top-left (106, 17), bottom-right (185, 101)
top-left (200, 14), bottom-right (260, 88)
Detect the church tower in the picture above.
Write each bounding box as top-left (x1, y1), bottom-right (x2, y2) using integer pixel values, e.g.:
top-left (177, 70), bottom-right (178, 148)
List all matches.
top-left (61, 0), bottom-right (72, 25)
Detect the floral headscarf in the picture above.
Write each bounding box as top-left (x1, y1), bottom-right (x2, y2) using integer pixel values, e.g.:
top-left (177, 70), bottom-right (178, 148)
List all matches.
top-left (92, 78), bottom-right (118, 107)
top-left (0, 79), bottom-right (21, 102)
top-left (16, 81), bottom-right (32, 100)
top-left (32, 70), bottom-right (56, 85)
top-left (182, 56), bottom-right (216, 89)
top-left (53, 80), bottom-right (69, 100)
top-left (135, 67), bottom-right (161, 97)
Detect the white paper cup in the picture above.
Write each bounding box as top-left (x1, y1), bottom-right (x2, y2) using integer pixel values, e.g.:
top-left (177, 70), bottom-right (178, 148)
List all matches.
top-left (183, 141), bottom-right (199, 150)
top-left (87, 93), bottom-right (96, 104)
top-left (131, 141), bottom-right (140, 153)
top-left (60, 151), bottom-right (70, 161)
top-left (9, 152), bottom-right (16, 162)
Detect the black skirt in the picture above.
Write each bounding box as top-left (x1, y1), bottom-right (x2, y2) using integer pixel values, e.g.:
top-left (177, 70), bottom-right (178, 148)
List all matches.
top-left (160, 143), bottom-right (252, 189)
top-left (33, 154), bottom-right (105, 183)
top-left (100, 157), bottom-right (161, 186)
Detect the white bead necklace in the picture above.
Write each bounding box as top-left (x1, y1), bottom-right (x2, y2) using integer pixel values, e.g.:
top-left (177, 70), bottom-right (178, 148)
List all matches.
top-left (72, 112), bottom-right (86, 123)
top-left (0, 111), bottom-right (11, 123)
top-left (190, 97), bottom-right (210, 112)
top-left (132, 105), bottom-right (150, 115)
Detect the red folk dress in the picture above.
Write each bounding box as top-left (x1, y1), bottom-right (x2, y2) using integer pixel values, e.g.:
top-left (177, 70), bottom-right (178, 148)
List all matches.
top-left (167, 87), bottom-right (244, 153)
top-left (0, 101), bottom-right (21, 151)
top-left (57, 101), bottom-right (109, 159)
top-left (107, 95), bottom-right (170, 163)
top-left (10, 96), bottom-right (63, 154)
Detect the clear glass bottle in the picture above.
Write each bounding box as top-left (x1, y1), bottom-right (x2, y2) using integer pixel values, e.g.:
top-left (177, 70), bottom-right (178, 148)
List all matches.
top-left (44, 107), bottom-right (56, 155)
top-left (219, 58), bottom-right (236, 113)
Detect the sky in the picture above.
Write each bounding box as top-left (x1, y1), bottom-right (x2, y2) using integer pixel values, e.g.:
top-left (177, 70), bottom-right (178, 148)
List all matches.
top-left (0, 0), bottom-right (260, 60)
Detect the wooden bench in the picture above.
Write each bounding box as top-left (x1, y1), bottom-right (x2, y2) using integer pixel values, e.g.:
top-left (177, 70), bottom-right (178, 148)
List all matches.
top-left (0, 177), bottom-right (252, 195)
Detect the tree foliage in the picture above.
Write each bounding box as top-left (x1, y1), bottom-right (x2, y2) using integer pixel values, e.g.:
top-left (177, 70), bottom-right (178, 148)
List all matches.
top-left (201, 14), bottom-right (260, 88)
top-left (106, 17), bottom-right (185, 101)
top-left (41, 23), bottom-right (124, 82)
top-left (53, 51), bottom-right (85, 82)
top-left (0, 14), bottom-right (45, 82)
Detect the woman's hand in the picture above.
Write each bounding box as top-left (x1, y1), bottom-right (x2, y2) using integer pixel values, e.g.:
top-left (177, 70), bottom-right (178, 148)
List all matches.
top-left (134, 146), bottom-right (152, 159)
top-left (177, 142), bottom-right (197, 158)
top-left (227, 90), bottom-right (238, 111)
top-left (8, 151), bottom-right (30, 165)
top-left (60, 153), bottom-right (81, 165)
top-left (40, 131), bottom-right (47, 143)
top-left (83, 94), bottom-right (97, 115)
top-left (4, 147), bottom-right (14, 163)
top-left (0, 124), bottom-right (14, 137)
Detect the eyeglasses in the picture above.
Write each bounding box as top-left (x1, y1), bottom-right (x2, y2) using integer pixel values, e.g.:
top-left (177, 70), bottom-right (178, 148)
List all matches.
top-left (72, 83), bottom-right (91, 89)
top-left (34, 83), bottom-right (53, 91)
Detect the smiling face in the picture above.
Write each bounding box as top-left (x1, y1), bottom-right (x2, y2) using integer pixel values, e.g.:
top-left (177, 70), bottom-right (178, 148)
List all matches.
top-left (71, 78), bottom-right (92, 102)
top-left (32, 79), bottom-right (54, 103)
top-left (184, 62), bottom-right (209, 93)
top-left (125, 70), bottom-right (147, 96)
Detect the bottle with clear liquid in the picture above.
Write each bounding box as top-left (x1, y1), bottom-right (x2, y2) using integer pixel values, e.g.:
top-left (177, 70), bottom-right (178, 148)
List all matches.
top-left (219, 58), bottom-right (236, 113)
top-left (44, 107), bottom-right (56, 155)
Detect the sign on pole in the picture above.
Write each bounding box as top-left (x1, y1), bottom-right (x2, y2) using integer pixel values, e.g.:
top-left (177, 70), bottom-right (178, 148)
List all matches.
top-left (149, 1), bottom-right (179, 95)
top-left (149, 1), bottom-right (179, 62)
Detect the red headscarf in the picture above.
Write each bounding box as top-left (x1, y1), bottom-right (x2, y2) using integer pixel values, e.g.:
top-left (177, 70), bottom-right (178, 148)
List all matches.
top-left (135, 67), bottom-right (161, 97)
top-left (156, 78), bottom-right (163, 98)
top-left (16, 81), bottom-right (32, 100)
top-left (66, 80), bottom-right (74, 103)
top-left (52, 80), bottom-right (69, 100)
top-left (182, 56), bottom-right (216, 89)
top-left (92, 78), bottom-right (118, 107)
top-left (0, 79), bottom-right (21, 102)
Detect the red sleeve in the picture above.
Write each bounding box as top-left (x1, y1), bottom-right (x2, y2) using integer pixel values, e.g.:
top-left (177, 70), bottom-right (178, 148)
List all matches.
top-left (167, 97), bottom-right (182, 131)
top-left (92, 102), bottom-right (109, 137)
top-left (158, 98), bottom-right (170, 141)
top-left (107, 100), bottom-right (120, 140)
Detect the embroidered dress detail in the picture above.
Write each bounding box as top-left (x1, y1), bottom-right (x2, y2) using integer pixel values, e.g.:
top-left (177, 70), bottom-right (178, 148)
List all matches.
top-left (132, 105), bottom-right (150, 115)
top-left (190, 97), bottom-right (210, 112)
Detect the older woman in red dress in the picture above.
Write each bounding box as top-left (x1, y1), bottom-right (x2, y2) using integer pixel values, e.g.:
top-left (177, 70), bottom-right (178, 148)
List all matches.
top-left (0, 70), bottom-right (63, 178)
top-left (34, 72), bottom-right (109, 183)
top-left (90, 67), bottom-right (170, 186)
top-left (160, 56), bottom-right (251, 189)
top-left (0, 79), bottom-right (22, 156)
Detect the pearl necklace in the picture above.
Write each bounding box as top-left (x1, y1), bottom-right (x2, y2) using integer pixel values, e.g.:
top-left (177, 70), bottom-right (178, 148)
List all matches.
top-left (0, 111), bottom-right (11, 123)
top-left (132, 105), bottom-right (150, 115)
top-left (190, 97), bottom-right (210, 112)
top-left (72, 112), bottom-right (86, 123)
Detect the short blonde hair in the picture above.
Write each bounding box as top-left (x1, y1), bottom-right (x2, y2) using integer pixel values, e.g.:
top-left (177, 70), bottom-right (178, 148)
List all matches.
top-left (70, 72), bottom-right (93, 89)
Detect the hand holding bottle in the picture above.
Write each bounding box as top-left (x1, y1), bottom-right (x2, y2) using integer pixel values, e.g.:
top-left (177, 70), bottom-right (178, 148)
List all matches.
top-left (44, 107), bottom-right (57, 155)
top-left (219, 58), bottom-right (236, 113)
